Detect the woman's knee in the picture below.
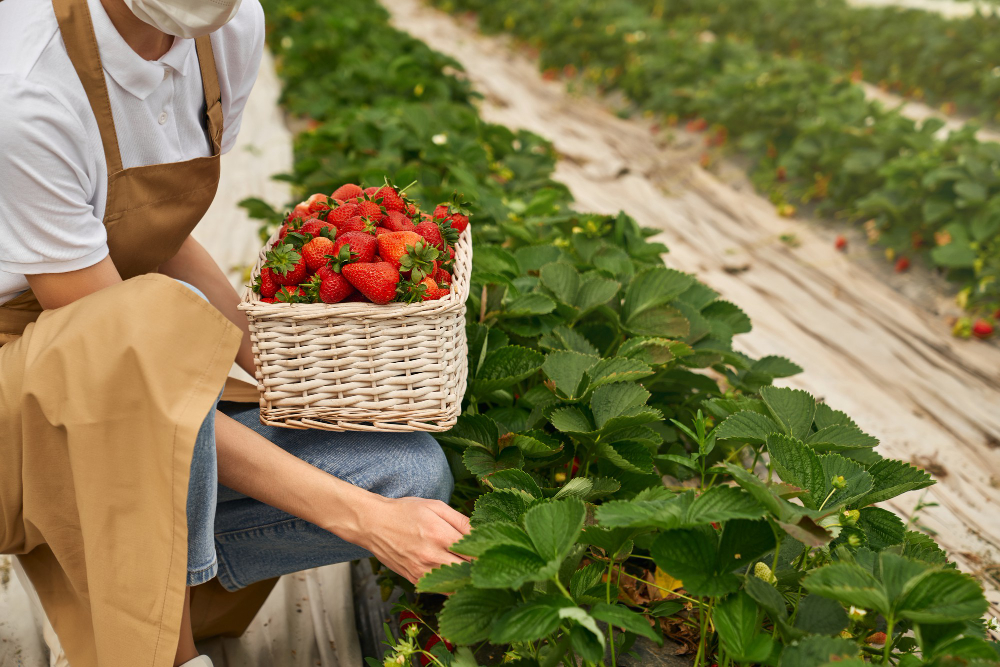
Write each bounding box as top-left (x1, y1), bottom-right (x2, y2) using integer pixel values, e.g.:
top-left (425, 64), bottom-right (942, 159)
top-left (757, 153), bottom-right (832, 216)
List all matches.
top-left (375, 432), bottom-right (454, 502)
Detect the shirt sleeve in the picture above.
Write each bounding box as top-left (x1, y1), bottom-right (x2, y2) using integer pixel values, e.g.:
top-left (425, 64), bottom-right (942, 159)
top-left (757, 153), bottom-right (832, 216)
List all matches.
top-left (0, 76), bottom-right (109, 275)
top-left (215, 0), bottom-right (265, 155)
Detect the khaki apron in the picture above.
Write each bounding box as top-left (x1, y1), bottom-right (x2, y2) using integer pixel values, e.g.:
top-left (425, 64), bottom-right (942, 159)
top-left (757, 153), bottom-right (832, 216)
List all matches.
top-left (0, 0), bottom-right (274, 664)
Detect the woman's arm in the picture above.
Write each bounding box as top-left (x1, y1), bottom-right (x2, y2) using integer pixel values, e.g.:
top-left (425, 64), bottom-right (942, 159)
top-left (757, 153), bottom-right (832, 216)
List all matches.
top-left (158, 236), bottom-right (256, 377)
top-left (26, 255), bottom-right (122, 310)
top-left (215, 412), bottom-right (471, 583)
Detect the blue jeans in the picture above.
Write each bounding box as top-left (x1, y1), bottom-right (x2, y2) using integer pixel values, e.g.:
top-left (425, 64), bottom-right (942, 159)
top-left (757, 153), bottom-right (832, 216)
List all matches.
top-left (178, 283), bottom-right (454, 590)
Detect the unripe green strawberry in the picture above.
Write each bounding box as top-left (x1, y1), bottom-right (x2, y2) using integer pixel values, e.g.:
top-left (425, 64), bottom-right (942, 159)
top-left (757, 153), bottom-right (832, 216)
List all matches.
top-left (753, 562), bottom-right (777, 584)
top-left (841, 509), bottom-right (860, 527)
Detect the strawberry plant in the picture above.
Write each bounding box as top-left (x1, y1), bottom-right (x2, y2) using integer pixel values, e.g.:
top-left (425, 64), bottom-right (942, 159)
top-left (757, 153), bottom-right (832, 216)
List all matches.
top-left (251, 0), bottom-right (998, 664)
top-left (428, 0), bottom-right (1000, 319)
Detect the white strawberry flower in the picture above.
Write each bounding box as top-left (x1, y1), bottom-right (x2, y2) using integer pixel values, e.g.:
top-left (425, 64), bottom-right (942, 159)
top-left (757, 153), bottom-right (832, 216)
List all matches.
top-left (432, 133), bottom-right (448, 145)
top-left (848, 606), bottom-right (867, 620)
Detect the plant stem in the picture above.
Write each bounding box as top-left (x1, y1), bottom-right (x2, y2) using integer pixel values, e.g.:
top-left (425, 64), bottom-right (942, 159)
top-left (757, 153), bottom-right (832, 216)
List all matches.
top-left (606, 558), bottom-right (617, 667)
top-left (540, 634), bottom-right (572, 667)
top-left (553, 576), bottom-right (575, 601)
top-left (883, 616), bottom-right (895, 665)
top-left (817, 488), bottom-right (837, 512)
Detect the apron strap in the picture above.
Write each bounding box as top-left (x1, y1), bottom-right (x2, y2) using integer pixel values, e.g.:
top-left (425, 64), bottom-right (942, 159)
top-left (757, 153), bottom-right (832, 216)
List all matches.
top-left (194, 36), bottom-right (224, 157)
top-left (51, 0), bottom-right (124, 175)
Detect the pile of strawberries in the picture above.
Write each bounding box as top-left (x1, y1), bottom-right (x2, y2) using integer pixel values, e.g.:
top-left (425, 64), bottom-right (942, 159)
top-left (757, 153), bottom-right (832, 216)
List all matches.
top-left (253, 180), bottom-right (469, 305)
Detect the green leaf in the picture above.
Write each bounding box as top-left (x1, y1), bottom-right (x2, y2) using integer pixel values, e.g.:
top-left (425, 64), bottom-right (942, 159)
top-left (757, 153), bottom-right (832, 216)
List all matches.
top-left (723, 463), bottom-right (832, 547)
top-left (571, 562), bottom-right (605, 600)
top-left (463, 445), bottom-right (524, 478)
top-left (542, 351), bottom-right (599, 398)
top-left (625, 305), bottom-right (690, 338)
top-left (813, 404), bottom-right (857, 430)
top-left (595, 440), bottom-right (655, 473)
top-left (541, 325), bottom-right (599, 356)
top-left (802, 562), bottom-right (889, 615)
top-left (560, 607), bottom-right (606, 658)
top-left (819, 452), bottom-right (873, 509)
top-left (749, 356), bottom-right (803, 379)
top-left (575, 274), bottom-right (621, 312)
top-left (715, 410), bottom-right (781, 444)
top-left (702, 300), bottom-right (752, 335)
top-left (767, 433), bottom-right (825, 506)
top-left (490, 595), bottom-right (573, 643)
top-left (472, 490), bottom-right (530, 526)
top-left (585, 357), bottom-right (653, 389)
top-left (744, 574), bottom-right (788, 623)
top-left (524, 498), bottom-right (586, 562)
top-left (897, 568), bottom-right (989, 623)
top-left (549, 407), bottom-right (594, 434)
top-left (852, 459), bottom-right (934, 507)
top-left (437, 587), bottom-right (517, 645)
top-left (590, 603), bottom-right (661, 643)
top-left (685, 485), bottom-right (766, 526)
top-left (778, 636), bottom-right (858, 667)
top-left (591, 383), bottom-right (651, 430)
top-left (503, 293), bottom-right (557, 316)
top-left (793, 595), bottom-right (849, 636)
top-left (617, 337), bottom-right (678, 365)
top-left (473, 246), bottom-right (520, 277)
top-left (622, 267), bottom-right (695, 321)
top-left (806, 425), bottom-right (879, 452)
top-left (452, 521), bottom-right (535, 557)
top-left (472, 346), bottom-right (544, 396)
top-left (761, 386), bottom-right (816, 440)
top-left (714, 591), bottom-right (774, 663)
top-left (437, 414), bottom-right (500, 453)
top-left (508, 432), bottom-right (563, 457)
top-left (539, 262), bottom-right (579, 304)
top-left (487, 469), bottom-right (543, 498)
top-left (514, 245), bottom-right (565, 272)
top-left (857, 507), bottom-right (905, 550)
top-left (472, 544), bottom-right (556, 588)
top-left (552, 476), bottom-right (592, 500)
top-left (417, 561), bottom-right (472, 593)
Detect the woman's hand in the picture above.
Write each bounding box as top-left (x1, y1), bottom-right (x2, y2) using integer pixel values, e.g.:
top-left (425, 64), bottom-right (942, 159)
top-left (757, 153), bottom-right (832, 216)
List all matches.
top-left (349, 496), bottom-right (472, 584)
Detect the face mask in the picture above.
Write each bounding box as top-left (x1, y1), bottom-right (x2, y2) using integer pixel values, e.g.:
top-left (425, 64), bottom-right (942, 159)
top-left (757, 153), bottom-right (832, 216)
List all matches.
top-left (122, 0), bottom-right (243, 39)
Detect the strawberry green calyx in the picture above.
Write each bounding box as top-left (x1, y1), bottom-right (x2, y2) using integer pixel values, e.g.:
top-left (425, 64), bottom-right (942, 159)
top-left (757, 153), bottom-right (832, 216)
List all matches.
top-left (395, 278), bottom-right (428, 303)
top-left (301, 274), bottom-right (324, 302)
top-left (275, 285), bottom-right (307, 303)
top-left (436, 219), bottom-right (460, 250)
top-left (326, 245), bottom-right (357, 272)
top-left (399, 241), bottom-right (440, 282)
top-left (282, 231), bottom-right (312, 249)
top-left (265, 243), bottom-right (303, 278)
top-left (444, 191), bottom-right (470, 218)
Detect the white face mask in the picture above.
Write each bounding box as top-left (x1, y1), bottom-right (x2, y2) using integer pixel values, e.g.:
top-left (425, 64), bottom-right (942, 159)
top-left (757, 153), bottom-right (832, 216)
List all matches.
top-left (122, 0), bottom-right (243, 39)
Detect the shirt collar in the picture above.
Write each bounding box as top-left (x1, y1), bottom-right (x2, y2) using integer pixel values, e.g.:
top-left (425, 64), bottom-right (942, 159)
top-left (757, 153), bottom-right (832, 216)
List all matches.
top-left (87, 0), bottom-right (196, 101)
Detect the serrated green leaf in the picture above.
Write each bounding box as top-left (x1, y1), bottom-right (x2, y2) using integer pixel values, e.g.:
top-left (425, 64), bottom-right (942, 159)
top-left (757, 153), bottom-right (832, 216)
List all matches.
top-left (793, 595), bottom-right (849, 636)
top-left (617, 337), bottom-right (677, 365)
top-left (513, 245), bottom-right (566, 272)
top-left (820, 452), bottom-right (873, 509)
top-left (571, 562), bottom-right (606, 600)
top-left (437, 414), bottom-right (501, 453)
top-left (542, 350), bottom-right (599, 398)
top-left (857, 507), bottom-right (905, 550)
top-left (761, 386), bottom-right (816, 440)
top-left (852, 459), bottom-right (934, 507)
top-left (416, 561), bottom-right (472, 593)
top-left (472, 346), bottom-right (544, 396)
top-left (626, 304), bottom-right (690, 338)
top-left (472, 544), bottom-right (556, 588)
top-left (702, 300), bottom-right (752, 335)
top-left (685, 485), bottom-right (766, 526)
top-left (779, 636), bottom-right (858, 667)
top-left (767, 433), bottom-right (825, 506)
top-left (595, 439), bottom-right (655, 473)
top-left (898, 567), bottom-right (989, 623)
top-left (508, 432), bottom-right (562, 457)
top-left (487, 468), bottom-right (542, 498)
top-left (591, 382), bottom-right (651, 429)
top-left (553, 476), bottom-right (592, 500)
top-left (549, 406), bottom-right (594, 434)
top-left (749, 355), bottom-right (803, 379)
top-left (490, 595), bottom-right (573, 643)
top-left (452, 521), bottom-right (535, 558)
top-left (503, 293), bottom-right (556, 317)
top-left (716, 410), bottom-right (781, 444)
top-left (471, 489), bottom-right (530, 526)
top-left (714, 590), bottom-right (774, 663)
top-left (585, 357), bottom-right (653, 390)
top-left (463, 445), bottom-right (524, 479)
top-left (807, 425), bottom-right (879, 452)
top-left (541, 325), bottom-right (599, 355)
top-left (600, 406), bottom-right (663, 434)
top-left (622, 267), bottom-right (696, 321)
top-left (539, 262), bottom-right (580, 304)
top-left (575, 274), bottom-right (621, 312)
top-left (813, 403), bottom-right (857, 430)
top-left (591, 603), bottom-right (661, 642)
top-left (524, 498), bottom-right (586, 562)
top-left (437, 587), bottom-right (517, 645)
top-left (744, 574), bottom-right (788, 622)
top-left (473, 246), bottom-right (520, 277)
top-left (585, 476), bottom-right (622, 501)
top-left (802, 562), bottom-right (890, 615)
top-left (903, 530), bottom-right (948, 566)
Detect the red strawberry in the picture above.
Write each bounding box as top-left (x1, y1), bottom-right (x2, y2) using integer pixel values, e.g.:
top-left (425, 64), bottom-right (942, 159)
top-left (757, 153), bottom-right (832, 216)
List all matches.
top-left (383, 210), bottom-right (417, 232)
top-left (432, 267), bottom-right (452, 285)
top-left (972, 318), bottom-right (995, 339)
top-left (377, 231), bottom-right (424, 268)
top-left (398, 610), bottom-right (421, 630)
top-left (265, 244), bottom-right (308, 286)
top-left (357, 199), bottom-right (384, 224)
top-left (364, 186), bottom-right (379, 197)
top-left (342, 262), bottom-right (400, 305)
top-left (334, 231), bottom-right (377, 264)
top-left (319, 271), bottom-right (355, 304)
top-left (375, 226), bottom-right (392, 236)
top-left (895, 256), bottom-right (910, 272)
top-left (289, 202), bottom-right (311, 220)
top-left (255, 267), bottom-right (279, 298)
top-left (421, 277), bottom-right (449, 301)
top-left (301, 236), bottom-right (337, 272)
top-left (305, 193), bottom-right (331, 214)
top-left (336, 216), bottom-right (376, 237)
top-left (420, 636), bottom-right (454, 667)
top-left (375, 184), bottom-right (405, 212)
top-left (326, 203), bottom-right (360, 226)
top-left (260, 297), bottom-right (277, 303)
top-left (275, 285), bottom-right (307, 303)
top-left (415, 218), bottom-right (459, 252)
top-left (835, 235), bottom-right (848, 251)
top-left (343, 291), bottom-right (370, 302)
top-left (865, 632), bottom-right (887, 646)
top-left (331, 183), bottom-right (364, 201)
top-left (432, 192), bottom-right (470, 233)
top-left (300, 218), bottom-right (337, 240)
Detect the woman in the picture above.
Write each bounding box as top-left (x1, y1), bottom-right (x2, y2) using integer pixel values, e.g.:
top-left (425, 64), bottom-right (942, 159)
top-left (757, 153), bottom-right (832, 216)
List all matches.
top-left (0, 0), bottom-right (470, 665)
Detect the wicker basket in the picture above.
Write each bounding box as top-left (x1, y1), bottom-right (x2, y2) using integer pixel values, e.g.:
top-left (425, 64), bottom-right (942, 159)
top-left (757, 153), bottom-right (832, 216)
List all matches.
top-left (238, 228), bottom-right (471, 432)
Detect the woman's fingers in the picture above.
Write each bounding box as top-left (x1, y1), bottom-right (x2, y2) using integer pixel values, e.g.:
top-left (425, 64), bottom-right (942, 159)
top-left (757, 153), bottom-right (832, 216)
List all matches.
top-left (427, 500), bottom-right (472, 536)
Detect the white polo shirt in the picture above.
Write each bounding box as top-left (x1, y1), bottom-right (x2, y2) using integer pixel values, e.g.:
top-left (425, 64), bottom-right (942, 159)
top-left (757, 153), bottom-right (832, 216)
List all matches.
top-left (0, 0), bottom-right (265, 305)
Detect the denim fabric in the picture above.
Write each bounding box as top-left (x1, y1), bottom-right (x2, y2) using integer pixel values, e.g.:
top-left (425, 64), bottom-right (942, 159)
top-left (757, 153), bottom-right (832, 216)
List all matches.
top-left (185, 399), bottom-right (454, 591)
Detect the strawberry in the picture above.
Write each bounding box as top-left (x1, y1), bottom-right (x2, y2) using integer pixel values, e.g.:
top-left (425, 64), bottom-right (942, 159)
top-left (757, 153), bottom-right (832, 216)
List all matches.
top-left (305, 193), bottom-right (331, 214)
top-left (432, 192), bottom-right (470, 233)
top-left (289, 202), bottom-right (311, 220)
top-left (377, 231), bottom-right (424, 268)
top-left (331, 183), bottom-right (364, 201)
top-left (326, 202), bottom-right (360, 226)
top-left (432, 267), bottom-right (452, 285)
top-left (865, 632), bottom-right (887, 646)
top-left (894, 256), bottom-right (910, 272)
top-left (319, 271), bottom-right (355, 304)
top-left (300, 218), bottom-right (337, 240)
top-left (364, 186), bottom-right (380, 197)
top-left (375, 226), bottom-right (392, 236)
top-left (378, 232), bottom-right (442, 280)
top-left (398, 610), bottom-right (421, 630)
top-left (357, 198), bottom-right (384, 224)
top-left (424, 284), bottom-right (449, 301)
top-left (420, 636), bottom-right (454, 667)
top-left (415, 218), bottom-right (459, 252)
top-left (685, 117), bottom-right (708, 132)
top-left (334, 231), bottom-right (377, 264)
top-left (383, 210), bottom-right (417, 232)
top-left (972, 318), bottom-right (995, 339)
top-left (336, 216), bottom-right (376, 237)
top-left (260, 297), bottom-right (277, 303)
top-left (301, 236), bottom-right (337, 272)
top-left (265, 244), bottom-right (308, 286)
top-left (343, 291), bottom-right (370, 302)
top-left (374, 183), bottom-right (405, 212)
top-left (275, 285), bottom-right (307, 303)
top-left (254, 267), bottom-right (279, 298)
top-left (342, 262), bottom-right (400, 305)
top-left (835, 235), bottom-right (848, 251)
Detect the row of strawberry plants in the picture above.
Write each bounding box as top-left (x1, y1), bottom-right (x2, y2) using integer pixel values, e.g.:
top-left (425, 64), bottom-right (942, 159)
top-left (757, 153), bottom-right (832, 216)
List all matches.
top-left (431, 0), bottom-right (1000, 323)
top-left (250, 0), bottom-right (998, 665)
